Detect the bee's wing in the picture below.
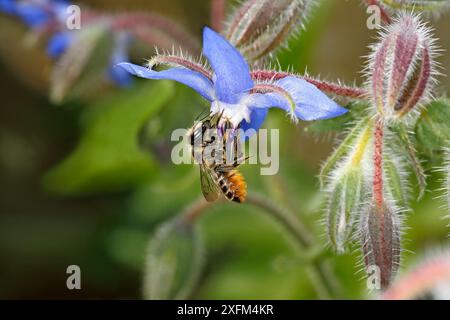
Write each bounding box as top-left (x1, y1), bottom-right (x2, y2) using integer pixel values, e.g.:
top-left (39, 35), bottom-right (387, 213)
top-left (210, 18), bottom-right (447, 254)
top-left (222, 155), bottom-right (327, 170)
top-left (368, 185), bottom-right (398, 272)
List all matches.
top-left (199, 165), bottom-right (220, 202)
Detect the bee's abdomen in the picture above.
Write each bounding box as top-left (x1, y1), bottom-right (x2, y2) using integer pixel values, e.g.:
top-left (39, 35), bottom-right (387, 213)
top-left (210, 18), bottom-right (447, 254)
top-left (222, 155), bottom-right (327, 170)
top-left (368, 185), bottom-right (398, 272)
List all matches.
top-left (216, 170), bottom-right (247, 203)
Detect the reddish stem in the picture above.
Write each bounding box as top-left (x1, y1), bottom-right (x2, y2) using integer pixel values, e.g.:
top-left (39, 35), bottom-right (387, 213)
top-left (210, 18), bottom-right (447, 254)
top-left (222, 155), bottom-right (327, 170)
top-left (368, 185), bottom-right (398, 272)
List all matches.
top-left (211, 0), bottom-right (227, 33)
top-left (251, 70), bottom-right (367, 99)
top-left (151, 55), bottom-right (213, 81)
top-left (373, 117), bottom-right (384, 209)
top-left (251, 83), bottom-right (295, 110)
top-left (112, 13), bottom-right (199, 52)
top-left (251, 83), bottom-right (289, 95)
top-left (182, 198), bottom-right (217, 224)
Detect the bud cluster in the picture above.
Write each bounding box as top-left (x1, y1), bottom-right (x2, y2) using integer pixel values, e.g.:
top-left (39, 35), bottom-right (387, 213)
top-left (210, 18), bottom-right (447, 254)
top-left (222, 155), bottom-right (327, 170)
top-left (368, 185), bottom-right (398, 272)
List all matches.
top-left (323, 13), bottom-right (444, 289)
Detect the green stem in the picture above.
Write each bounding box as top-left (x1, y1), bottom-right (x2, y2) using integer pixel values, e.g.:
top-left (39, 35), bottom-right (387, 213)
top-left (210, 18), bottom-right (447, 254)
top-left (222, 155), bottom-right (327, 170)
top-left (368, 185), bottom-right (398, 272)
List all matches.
top-left (182, 194), bottom-right (340, 299)
top-left (246, 193), bottom-right (312, 247)
top-left (246, 193), bottom-right (340, 299)
top-left (309, 261), bottom-right (338, 300)
top-left (182, 197), bottom-right (218, 224)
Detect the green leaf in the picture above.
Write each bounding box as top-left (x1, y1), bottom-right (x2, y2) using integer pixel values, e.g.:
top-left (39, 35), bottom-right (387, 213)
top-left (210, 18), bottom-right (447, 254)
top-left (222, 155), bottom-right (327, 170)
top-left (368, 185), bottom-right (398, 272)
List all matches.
top-left (397, 124), bottom-right (427, 199)
top-left (50, 24), bottom-right (115, 104)
top-left (416, 98), bottom-right (450, 152)
top-left (42, 81), bottom-right (174, 196)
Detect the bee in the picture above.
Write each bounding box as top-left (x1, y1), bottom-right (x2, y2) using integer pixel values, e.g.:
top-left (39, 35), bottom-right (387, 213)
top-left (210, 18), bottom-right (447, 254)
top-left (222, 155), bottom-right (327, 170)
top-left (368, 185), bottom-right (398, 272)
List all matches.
top-left (188, 112), bottom-right (247, 203)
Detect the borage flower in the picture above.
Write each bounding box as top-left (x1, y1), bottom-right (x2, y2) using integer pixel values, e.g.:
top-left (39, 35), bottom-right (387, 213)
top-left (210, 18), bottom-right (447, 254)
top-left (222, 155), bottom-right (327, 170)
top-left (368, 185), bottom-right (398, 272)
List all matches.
top-left (1, 0), bottom-right (74, 58)
top-left (1, 0), bottom-right (69, 28)
top-left (117, 27), bottom-right (347, 132)
top-left (1, 0), bottom-right (133, 86)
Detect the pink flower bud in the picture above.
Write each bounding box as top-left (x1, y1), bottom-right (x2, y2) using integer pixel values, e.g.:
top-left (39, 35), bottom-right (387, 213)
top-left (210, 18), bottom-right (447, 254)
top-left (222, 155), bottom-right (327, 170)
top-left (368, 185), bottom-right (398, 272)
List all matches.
top-left (361, 201), bottom-right (401, 290)
top-left (367, 13), bottom-right (438, 119)
top-left (225, 0), bottom-right (313, 61)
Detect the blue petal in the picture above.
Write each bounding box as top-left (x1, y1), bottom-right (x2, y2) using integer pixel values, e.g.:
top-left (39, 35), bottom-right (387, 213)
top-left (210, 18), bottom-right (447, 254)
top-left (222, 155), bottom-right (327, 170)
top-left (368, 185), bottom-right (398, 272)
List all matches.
top-left (47, 31), bottom-right (72, 58)
top-left (0, 0), bottom-right (16, 14)
top-left (240, 108), bottom-right (268, 137)
top-left (247, 77), bottom-right (348, 121)
top-left (107, 34), bottom-right (133, 86)
top-left (202, 27), bottom-right (253, 104)
top-left (116, 62), bottom-right (214, 101)
top-left (14, 3), bottom-right (50, 27)
top-left (108, 66), bottom-right (133, 87)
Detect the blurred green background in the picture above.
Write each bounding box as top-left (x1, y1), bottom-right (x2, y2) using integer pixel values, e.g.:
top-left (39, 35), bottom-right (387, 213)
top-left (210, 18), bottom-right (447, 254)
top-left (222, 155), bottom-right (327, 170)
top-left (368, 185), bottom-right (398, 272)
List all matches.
top-left (0, 0), bottom-right (449, 299)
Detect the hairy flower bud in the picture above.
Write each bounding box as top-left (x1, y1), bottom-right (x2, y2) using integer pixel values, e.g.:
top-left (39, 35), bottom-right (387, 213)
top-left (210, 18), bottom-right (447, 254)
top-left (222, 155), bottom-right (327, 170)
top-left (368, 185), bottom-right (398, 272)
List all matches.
top-left (327, 166), bottom-right (365, 253)
top-left (367, 13), bottom-right (438, 120)
top-left (143, 217), bottom-right (203, 300)
top-left (322, 117), bottom-right (373, 252)
top-left (361, 201), bottom-right (401, 290)
top-left (225, 0), bottom-right (313, 61)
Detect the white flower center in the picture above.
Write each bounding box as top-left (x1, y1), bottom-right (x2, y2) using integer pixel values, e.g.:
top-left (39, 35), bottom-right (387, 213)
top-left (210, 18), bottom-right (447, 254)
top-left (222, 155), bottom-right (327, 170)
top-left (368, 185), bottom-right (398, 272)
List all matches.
top-left (210, 100), bottom-right (251, 128)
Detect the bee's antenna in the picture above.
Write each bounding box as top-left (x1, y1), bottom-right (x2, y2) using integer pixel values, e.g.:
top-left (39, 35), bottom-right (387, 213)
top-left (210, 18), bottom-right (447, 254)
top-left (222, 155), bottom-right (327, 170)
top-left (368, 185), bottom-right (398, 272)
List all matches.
top-left (242, 155), bottom-right (253, 164)
top-left (194, 109), bottom-right (209, 122)
top-left (217, 110), bottom-right (225, 123)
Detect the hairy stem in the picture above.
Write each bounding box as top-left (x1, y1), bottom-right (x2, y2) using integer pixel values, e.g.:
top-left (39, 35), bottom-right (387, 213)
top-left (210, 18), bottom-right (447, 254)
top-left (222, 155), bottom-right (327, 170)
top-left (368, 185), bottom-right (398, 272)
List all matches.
top-left (374, 117), bottom-right (384, 209)
top-left (182, 197), bottom-right (218, 224)
top-left (183, 193), bottom-right (340, 298)
top-left (309, 261), bottom-right (339, 300)
top-left (246, 193), bottom-right (312, 247)
top-left (246, 193), bottom-right (340, 299)
top-left (251, 70), bottom-right (367, 99)
top-left (148, 54), bottom-right (213, 80)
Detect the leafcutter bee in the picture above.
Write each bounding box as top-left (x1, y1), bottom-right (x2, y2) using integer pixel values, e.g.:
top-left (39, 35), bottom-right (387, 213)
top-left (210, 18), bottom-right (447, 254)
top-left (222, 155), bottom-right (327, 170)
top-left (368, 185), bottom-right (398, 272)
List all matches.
top-left (188, 112), bottom-right (247, 203)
